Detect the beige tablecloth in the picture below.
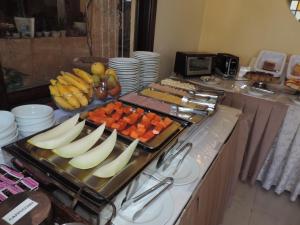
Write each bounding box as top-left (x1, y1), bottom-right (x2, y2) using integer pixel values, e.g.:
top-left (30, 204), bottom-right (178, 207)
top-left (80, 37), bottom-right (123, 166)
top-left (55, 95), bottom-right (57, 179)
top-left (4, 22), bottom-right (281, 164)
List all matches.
top-left (221, 92), bottom-right (288, 184)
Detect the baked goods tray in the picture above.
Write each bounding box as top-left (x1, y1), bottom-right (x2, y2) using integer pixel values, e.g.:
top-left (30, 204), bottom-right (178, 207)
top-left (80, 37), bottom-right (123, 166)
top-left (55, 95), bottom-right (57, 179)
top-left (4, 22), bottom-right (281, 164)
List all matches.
top-left (81, 101), bottom-right (188, 151)
top-left (3, 124), bottom-right (184, 201)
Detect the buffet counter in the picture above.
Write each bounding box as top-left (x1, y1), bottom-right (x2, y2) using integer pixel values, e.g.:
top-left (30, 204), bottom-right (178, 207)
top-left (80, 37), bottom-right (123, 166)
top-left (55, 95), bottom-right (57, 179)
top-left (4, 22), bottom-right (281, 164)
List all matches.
top-left (0, 104), bottom-right (242, 225)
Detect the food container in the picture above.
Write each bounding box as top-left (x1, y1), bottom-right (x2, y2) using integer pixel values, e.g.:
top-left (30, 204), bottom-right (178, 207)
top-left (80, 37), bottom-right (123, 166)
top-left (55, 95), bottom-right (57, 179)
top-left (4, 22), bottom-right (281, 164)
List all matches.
top-left (254, 50), bottom-right (287, 77)
top-left (287, 54), bottom-right (300, 80)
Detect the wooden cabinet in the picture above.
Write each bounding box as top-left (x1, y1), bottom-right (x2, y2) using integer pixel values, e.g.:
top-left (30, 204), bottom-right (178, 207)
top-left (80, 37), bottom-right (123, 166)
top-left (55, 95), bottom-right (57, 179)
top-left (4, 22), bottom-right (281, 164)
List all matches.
top-left (178, 120), bottom-right (244, 225)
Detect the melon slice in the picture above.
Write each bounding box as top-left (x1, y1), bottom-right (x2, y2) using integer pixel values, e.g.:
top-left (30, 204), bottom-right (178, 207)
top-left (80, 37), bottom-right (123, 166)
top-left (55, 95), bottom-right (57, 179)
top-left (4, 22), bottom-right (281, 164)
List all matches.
top-left (29, 120), bottom-right (85, 149)
top-left (53, 123), bottom-right (106, 158)
top-left (69, 129), bottom-right (117, 169)
top-left (93, 139), bottom-right (139, 178)
top-left (28, 114), bottom-right (79, 144)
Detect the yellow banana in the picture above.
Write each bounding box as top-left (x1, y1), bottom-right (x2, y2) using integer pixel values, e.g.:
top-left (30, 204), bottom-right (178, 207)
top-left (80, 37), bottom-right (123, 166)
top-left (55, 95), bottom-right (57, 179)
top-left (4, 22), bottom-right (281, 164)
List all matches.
top-left (87, 86), bottom-right (94, 99)
top-left (73, 68), bottom-right (93, 84)
top-left (56, 83), bottom-right (81, 108)
top-left (49, 85), bottom-right (60, 96)
top-left (57, 76), bottom-right (69, 85)
top-left (50, 79), bottom-right (57, 86)
top-left (67, 85), bottom-right (89, 107)
top-left (53, 96), bottom-right (74, 110)
top-left (61, 71), bottom-right (89, 93)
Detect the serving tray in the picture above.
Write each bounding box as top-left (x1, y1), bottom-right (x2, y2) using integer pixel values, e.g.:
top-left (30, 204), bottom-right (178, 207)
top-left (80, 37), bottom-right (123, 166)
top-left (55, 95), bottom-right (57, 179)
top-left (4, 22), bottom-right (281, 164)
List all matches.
top-left (3, 124), bottom-right (184, 201)
top-left (82, 101), bottom-right (187, 151)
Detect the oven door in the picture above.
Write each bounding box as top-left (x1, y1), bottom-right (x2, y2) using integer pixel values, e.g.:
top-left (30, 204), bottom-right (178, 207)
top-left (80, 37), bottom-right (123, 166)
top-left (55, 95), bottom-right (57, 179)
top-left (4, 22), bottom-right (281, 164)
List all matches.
top-left (186, 56), bottom-right (213, 76)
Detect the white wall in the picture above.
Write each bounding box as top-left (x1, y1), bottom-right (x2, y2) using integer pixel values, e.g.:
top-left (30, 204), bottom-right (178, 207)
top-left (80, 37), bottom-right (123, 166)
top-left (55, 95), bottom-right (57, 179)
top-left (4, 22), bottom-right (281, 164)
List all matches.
top-left (154, 0), bottom-right (206, 78)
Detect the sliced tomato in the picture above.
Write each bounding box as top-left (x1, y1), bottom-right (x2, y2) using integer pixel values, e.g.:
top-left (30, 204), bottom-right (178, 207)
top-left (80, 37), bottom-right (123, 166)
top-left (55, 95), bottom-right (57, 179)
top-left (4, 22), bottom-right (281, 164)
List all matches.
top-left (136, 108), bottom-right (144, 115)
top-left (111, 122), bottom-right (120, 130)
top-left (114, 101), bottom-right (123, 109)
top-left (123, 106), bottom-right (132, 114)
top-left (130, 130), bottom-right (139, 139)
top-left (103, 104), bottom-right (114, 114)
top-left (136, 127), bottom-right (146, 136)
top-left (118, 120), bottom-right (128, 131)
top-left (140, 130), bottom-right (155, 143)
top-left (103, 117), bottom-right (115, 128)
top-left (112, 112), bottom-right (122, 121)
top-left (153, 124), bottom-right (164, 134)
top-left (146, 112), bottom-right (156, 121)
top-left (163, 117), bottom-right (173, 127)
top-left (93, 108), bottom-right (106, 116)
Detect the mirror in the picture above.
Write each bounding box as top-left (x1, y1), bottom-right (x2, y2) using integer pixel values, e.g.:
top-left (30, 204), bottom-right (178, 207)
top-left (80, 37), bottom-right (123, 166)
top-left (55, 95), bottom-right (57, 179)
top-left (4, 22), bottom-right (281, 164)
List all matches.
top-left (288, 0), bottom-right (300, 21)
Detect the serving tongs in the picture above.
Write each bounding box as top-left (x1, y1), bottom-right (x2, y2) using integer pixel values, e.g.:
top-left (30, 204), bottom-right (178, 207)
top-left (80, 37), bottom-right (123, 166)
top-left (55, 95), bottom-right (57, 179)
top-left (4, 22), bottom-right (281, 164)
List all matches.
top-left (181, 96), bottom-right (216, 110)
top-left (120, 177), bottom-right (174, 220)
top-left (171, 105), bottom-right (209, 116)
top-left (162, 142), bottom-right (193, 171)
top-left (188, 90), bottom-right (221, 99)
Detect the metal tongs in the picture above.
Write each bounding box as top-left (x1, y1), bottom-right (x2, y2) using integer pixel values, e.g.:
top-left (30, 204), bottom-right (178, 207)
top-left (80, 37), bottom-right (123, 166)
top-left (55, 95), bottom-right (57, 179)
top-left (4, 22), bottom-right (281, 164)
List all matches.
top-left (162, 142), bottom-right (193, 172)
top-left (188, 89), bottom-right (224, 98)
top-left (120, 177), bottom-right (174, 221)
top-left (171, 105), bottom-right (209, 116)
top-left (181, 96), bottom-right (216, 109)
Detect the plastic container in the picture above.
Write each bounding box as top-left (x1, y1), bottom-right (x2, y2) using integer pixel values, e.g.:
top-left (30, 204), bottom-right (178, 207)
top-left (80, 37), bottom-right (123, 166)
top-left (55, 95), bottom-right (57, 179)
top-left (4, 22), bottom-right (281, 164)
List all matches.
top-left (254, 50), bottom-right (287, 77)
top-left (286, 54), bottom-right (300, 80)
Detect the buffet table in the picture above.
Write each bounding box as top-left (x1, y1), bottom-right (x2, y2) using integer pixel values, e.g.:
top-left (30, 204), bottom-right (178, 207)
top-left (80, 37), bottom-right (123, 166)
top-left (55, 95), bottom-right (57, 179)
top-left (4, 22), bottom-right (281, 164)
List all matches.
top-left (0, 104), bottom-right (242, 225)
top-left (188, 77), bottom-right (300, 201)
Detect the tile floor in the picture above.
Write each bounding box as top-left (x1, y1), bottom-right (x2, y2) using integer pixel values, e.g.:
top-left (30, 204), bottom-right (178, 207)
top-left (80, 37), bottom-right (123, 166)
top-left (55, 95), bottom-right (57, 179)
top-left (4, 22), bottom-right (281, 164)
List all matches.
top-left (220, 181), bottom-right (300, 225)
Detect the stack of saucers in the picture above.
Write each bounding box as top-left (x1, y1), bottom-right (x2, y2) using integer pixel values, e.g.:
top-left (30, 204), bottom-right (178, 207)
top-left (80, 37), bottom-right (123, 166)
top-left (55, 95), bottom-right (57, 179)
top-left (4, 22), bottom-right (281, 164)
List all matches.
top-left (0, 111), bottom-right (18, 147)
top-left (12, 104), bottom-right (55, 138)
top-left (133, 51), bottom-right (160, 87)
top-left (109, 57), bottom-right (140, 95)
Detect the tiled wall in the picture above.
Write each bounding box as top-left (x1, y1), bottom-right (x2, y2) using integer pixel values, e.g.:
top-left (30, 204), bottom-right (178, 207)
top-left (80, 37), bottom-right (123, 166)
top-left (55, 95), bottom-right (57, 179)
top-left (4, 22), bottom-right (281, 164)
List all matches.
top-left (0, 37), bottom-right (90, 81)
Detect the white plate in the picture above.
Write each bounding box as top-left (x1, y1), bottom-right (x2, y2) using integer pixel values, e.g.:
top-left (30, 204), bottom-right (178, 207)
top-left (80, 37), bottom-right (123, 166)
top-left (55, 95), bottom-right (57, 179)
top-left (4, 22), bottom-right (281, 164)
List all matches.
top-left (110, 186), bottom-right (173, 225)
top-left (0, 111), bottom-right (15, 133)
top-left (16, 114), bottom-right (54, 126)
top-left (12, 104), bottom-right (54, 119)
top-left (145, 155), bottom-right (200, 186)
top-left (0, 130), bottom-right (18, 147)
top-left (18, 119), bottom-right (55, 132)
top-left (0, 124), bottom-right (17, 140)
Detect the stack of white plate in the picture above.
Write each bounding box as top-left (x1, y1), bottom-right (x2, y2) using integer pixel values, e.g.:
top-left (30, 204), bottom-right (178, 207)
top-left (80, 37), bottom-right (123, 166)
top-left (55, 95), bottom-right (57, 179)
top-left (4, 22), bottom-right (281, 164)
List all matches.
top-left (11, 104), bottom-right (55, 138)
top-left (109, 57), bottom-right (140, 95)
top-left (133, 51), bottom-right (160, 87)
top-left (0, 111), bottom-right (18, 147)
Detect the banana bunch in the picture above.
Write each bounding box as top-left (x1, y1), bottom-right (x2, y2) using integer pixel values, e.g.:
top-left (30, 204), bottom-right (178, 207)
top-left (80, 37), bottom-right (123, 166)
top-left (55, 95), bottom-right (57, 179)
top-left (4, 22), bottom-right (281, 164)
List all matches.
top-left (49, 68), bottom-right (94, 111)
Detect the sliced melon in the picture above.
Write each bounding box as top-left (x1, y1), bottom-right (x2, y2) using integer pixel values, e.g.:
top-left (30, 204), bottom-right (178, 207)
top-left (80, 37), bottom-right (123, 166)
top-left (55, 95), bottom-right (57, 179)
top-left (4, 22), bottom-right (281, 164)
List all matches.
top-left (53, 123), bottom-right (106, 158)
top-left (69, 129), bottom-right (117, 169)
top-left (29, 120), bottom-right (85, 149)
top-left (93, 139), bottom-right (139, 178)
top-left (28, 114), bottom-right (79, 144)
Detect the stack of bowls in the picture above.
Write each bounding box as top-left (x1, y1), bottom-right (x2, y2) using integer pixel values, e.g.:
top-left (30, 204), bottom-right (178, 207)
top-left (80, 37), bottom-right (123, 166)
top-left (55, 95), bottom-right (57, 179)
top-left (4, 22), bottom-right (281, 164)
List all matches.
top-left (0, 111), bottom-right (18, 147)
top-left (133, 51), bottom-right (160, 87)
top-left (108, 57), bottom-right (140, 95)
top-left (11, 105), bottom-right (55, 138)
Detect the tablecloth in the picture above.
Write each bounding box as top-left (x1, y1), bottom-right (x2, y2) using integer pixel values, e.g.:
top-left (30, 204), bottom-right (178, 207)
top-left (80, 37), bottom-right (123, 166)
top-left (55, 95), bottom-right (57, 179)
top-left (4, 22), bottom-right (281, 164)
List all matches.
top-left (220, 92), bottom-right (288, 184)
top-left (257, 104), bottom-right (300, 201)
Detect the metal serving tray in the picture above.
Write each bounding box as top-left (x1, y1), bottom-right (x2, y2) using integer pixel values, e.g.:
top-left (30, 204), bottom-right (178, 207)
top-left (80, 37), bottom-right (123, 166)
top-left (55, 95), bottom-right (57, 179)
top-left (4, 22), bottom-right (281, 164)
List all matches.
top-left (82, 101), bottom-right (187, 151)
top-left (3, 124), bottom-right (184, 201)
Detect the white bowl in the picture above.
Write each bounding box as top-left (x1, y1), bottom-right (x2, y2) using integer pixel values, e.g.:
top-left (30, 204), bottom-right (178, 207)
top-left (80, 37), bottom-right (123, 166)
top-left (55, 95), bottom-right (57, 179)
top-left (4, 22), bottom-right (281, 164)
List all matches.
top-left (16, 114), bottom-right (54, 126)
top-left (18, 120), bottom-right (55, 133)
top-left (0, 130), bottom-right (18, 147)
top-left (12, 104), bottom-right (54, 119)
top-left (0, 111), bottom-right (15, 133)
top-left (0, 123), bottom-right (17, 140)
